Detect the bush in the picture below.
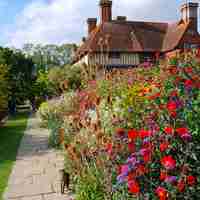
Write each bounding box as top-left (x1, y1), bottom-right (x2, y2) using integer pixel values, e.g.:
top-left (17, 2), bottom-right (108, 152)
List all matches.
top-left (0, 64), bottom-right (9, 112)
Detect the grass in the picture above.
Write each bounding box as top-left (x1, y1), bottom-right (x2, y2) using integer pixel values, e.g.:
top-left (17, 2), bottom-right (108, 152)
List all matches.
top-left (0, 112), bottom-right (28, 200)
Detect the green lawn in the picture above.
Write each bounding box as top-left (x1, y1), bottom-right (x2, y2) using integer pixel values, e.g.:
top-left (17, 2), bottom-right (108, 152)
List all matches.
top-left (0, 112), bottom-right (28, 200)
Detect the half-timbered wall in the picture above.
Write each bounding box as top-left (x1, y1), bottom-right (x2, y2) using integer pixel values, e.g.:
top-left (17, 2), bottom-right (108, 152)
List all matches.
top-left (88, 53), bottom-right (140, 66)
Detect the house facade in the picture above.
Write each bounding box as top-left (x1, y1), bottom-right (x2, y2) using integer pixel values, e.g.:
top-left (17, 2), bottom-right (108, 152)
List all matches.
top-left (73, 0), bottom-right (200, 67)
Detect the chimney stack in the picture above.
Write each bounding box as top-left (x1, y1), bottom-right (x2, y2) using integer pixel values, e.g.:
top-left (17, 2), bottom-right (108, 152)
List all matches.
top-left (99, 0), bottom-right (112, 23)
top-left (87, 18), bottom-right (97, 35)
top-left (181, 2), bottom-right (199, 32)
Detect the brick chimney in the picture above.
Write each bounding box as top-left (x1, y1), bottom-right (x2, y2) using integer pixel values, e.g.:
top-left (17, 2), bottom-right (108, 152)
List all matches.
top-left (99, 0), bottom-right (112, 23)
top-left (181, 2), bottom-right (199, 32)
top-left (87, 18), bottom-right (97, 35)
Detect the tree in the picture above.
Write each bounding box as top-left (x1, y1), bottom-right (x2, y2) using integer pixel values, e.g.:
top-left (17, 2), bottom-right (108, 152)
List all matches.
top-left (0, 64), bottom-right (9, 111)
top-left (22, 43), bottom-right (77, 71)
top-left (0, 47), bottom-right (35, 104)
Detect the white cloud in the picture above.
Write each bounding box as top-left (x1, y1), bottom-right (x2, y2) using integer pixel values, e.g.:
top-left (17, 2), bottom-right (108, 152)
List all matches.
top-left (5, 0), bottom-right (195, 48)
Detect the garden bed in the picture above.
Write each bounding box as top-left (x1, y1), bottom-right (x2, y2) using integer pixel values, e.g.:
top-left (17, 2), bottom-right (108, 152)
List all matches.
top-left (38, 53), bottom-right (200, 200)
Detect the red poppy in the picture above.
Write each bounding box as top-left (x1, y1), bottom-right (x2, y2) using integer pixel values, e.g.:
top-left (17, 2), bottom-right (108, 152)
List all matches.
top-left (128, 171), bottom-right (136, 181)
top-left (143, 151), bottom-right (152, 163)
top-left (176, 127), bottom-right (189, 136)
top-left (184, 79), bottom-right (193, 88)
top-left (161, 155), bottom-right (176, 170)
top-left (177, 179), bottom-right (185, 192)
top-left (128, 142), bottom-right (135, 153)
top-left (170, 90), bottom-right (178, 97)
top-left (170, 111), bottom-right (177, 118)
top-left (139, 130), bottom-right (152, 139)
top-left (128, 129), bottom-right (138, 140)
top-left (116, 128), bottom-right (125, 137)
top-left (128, 180), bottom-right (140, 194)
top-left (160, 142), bottom-right (169, 152)
top-left (167, 101), bottom-right (177, 112)
top-left (164, 127), bottom-right (174, 135)
top-left (106, 143), bottom-right (113, 155)
top-left (160, 171), bottom-right (167, 181)
top-left (187, 175), bottom-right (196, 186)
top-left (155, 186), bottom-right (168, 200)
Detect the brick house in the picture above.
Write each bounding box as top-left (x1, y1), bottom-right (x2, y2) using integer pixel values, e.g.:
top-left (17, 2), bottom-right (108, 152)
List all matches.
top-left (73, 0), bottom-right (200, 67)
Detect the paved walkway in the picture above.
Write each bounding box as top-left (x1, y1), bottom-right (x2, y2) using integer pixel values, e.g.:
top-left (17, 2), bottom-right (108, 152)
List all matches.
top-left (3, 115), bottom-right (74, 200)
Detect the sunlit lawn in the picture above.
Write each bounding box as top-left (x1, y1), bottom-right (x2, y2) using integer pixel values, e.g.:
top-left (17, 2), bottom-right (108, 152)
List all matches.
top-left (0, 112), bottom-right (28, 200)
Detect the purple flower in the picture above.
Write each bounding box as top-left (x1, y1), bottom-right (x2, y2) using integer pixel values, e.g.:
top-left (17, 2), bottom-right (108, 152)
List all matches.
top-left (117, 174), bottom-right (127, 184)
top-left (127, 156), bottom-right (137, 168)
top-left (139, 148), bottom-right (150, 156)
top-left (165, 176), bottom-right (177, 184)
top-left (181, 134), bottom-right (192, 142)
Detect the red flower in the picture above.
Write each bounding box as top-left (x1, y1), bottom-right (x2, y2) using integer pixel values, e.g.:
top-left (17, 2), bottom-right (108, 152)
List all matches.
top-left (116, 128), bottom-right (125, 137)
top-left (160, 171), bottom-right (167, 181)
top-left (167, 101), bottom-right (177, 112)
top-left (128, 129), bottom-right (138, 140)
top-left (161, 155), bottom-right (176, 170)
top-left (136, 165), bottom-right (147, 176)
top-left (106, 143), bottom-right (113, 155)
top-left (177, 179), bottom-right (185, 192)
top-left (128, 171), bottom-right (136, 181)
top-left (170, 90), bottom-right (178, 97)
top-left (184, 79), bottom-right (193, 88)
top-left (160, 142), bottom-right (169, 152)
top-left (174, 127), bottom-right (191, 141)
top-left (128, 142), bottom-right (135, 153)
top-left (128, 180), bottom-right (140, 194)
top-left (143, 152), bottom-right (152, 163)
top-left (187, 175), bottom-right (196, 186)
top-left (164, 127), bottom-right (174, 135)
top-left (184, 67), bottom-right (193, 74)
top-left (170, 111), bottom-right (177, 118)
top-left (139, 130), bottom-right (152, 139)
top-left (155, 186), bottom-right (168, 200)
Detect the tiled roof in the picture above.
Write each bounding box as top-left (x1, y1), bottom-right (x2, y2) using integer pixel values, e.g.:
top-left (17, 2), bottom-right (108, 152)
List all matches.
top-left (73, 20), bottom-right (199, 62)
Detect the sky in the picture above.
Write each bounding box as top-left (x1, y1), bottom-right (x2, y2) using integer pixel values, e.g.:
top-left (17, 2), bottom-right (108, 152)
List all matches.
top-left (0, 0), bottom-right (199, 48)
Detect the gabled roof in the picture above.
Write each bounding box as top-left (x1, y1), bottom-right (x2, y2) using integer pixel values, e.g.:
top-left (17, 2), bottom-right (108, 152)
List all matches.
top-left (73, 19), bottom-right (198, 62)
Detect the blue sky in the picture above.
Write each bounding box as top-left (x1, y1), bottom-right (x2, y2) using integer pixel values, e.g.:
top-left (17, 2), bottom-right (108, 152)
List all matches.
top-left (0, 0), bottom-right (199, 48)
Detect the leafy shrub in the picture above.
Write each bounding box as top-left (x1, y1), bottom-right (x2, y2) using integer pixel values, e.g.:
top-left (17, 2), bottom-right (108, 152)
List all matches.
top-left (75, 164), bottom-right (106, 200)
top-left (0, 64), bottom-right (9, 111)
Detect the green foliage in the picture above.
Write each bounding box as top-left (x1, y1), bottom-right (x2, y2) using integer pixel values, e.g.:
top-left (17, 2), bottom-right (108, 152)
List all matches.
top-left (32, 70), bottom-right (53, 98)
top-left (75, 165), bottom-right (106, 200)
top-left (22, 43), bottom-right (77, 70)
top-left (0, 47), bottom-right (35, 102)
top-left (0, 64), bottom-right (9, 111)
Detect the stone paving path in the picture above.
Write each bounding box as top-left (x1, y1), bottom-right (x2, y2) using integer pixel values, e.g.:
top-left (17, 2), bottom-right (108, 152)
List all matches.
top-left (3, 115), bottom-right (74, 200)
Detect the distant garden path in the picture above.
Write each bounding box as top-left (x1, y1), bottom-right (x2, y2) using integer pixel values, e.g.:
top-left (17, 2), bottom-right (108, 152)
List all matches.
top-left (3, 115), bottom-right (73, 200)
